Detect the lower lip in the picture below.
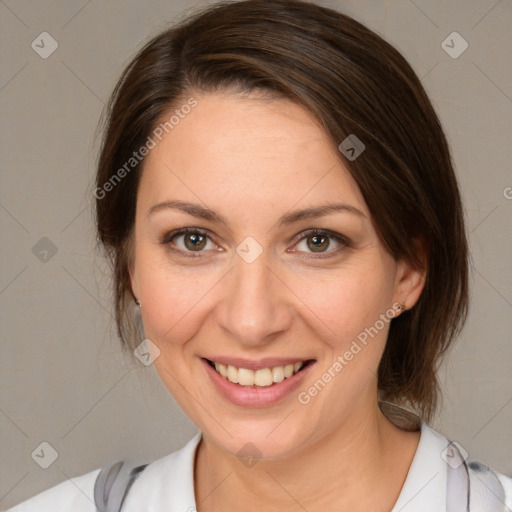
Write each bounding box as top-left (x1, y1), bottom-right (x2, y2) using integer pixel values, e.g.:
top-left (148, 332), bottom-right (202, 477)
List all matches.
top-left (202, 358), bottom-right (315, 407)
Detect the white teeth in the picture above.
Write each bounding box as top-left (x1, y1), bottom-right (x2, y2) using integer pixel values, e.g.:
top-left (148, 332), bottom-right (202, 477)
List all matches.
top-left (238, 368), bottom-right (255, 386)
top-left (227, 365), bottom-right (239, 383)
top-left (272, 366), bottom-right (285, 383)
top-left (218, 363), bottom-right (228, 378)
top-left (212, 360), bottom-right (306, 387)
top-left (254, 368), bottom-right (273, 387)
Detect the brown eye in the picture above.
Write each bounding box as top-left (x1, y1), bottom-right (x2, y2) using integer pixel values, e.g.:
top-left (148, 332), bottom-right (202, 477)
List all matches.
top-left (161, 228), bottom-right (217, 255)
top-left (292, 229), bottom-right (350, 258)
top-left (307, 234), bottom-right (330, 252)
top-left (183, 232), bottom-right (207, 251)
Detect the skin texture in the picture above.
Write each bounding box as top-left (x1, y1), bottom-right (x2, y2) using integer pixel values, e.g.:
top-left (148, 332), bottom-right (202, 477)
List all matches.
top-left (129, 92), bottom-right (426, 511)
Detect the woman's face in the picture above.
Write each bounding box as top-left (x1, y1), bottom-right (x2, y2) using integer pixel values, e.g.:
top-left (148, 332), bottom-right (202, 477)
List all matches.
top-left (129, 92), bottom-right (424, 459)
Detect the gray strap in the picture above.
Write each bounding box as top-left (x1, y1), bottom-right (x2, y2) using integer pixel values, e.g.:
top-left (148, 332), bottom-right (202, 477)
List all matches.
top-left (467, 461), bottom-right (507, 511)
top-left (445, 441), bottom-right (509, 512)
top-left (445, 441), bottom-right (470, 512)
top-left (94, 460), bottom-right (147, 512)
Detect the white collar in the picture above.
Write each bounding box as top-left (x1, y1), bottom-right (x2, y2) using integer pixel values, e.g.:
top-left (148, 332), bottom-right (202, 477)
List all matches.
top-left (124, 430), bottom-right (201, 511)
top-left (125, 419), bottom-right (450, 511)
top-left (390, 421), bottom-right (448, 511)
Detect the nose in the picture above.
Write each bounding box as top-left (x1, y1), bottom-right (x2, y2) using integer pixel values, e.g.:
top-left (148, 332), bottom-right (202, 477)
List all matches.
top-left (215, 249), bottom-right (292, 348)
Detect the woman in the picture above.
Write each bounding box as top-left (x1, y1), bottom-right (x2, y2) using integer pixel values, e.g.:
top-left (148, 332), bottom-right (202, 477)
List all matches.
top-left (7, 1), bottom-right (511, 511)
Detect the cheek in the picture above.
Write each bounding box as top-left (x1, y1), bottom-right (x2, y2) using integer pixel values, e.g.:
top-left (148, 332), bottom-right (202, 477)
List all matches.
top-left (134, 238), bottom-right (225, 352)
top-left (138, 269), bottom-right (212, 346)
top-left (136, 264), bottom-right (214, 408)
top-left (289, 263), bottom-right (395, 345)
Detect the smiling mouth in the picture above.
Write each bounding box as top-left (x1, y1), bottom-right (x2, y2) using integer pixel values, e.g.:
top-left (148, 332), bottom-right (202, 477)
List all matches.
top-left (205, 358), bottom-right (315, 388)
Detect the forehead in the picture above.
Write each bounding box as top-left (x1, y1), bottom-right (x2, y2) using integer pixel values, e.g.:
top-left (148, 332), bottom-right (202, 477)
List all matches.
top-left (138, 92), bottom-right (368, 219)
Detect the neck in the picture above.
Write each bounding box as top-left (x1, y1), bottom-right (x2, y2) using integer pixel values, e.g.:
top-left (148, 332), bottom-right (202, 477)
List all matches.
top-left (194, 397), bottom-right (420, 512)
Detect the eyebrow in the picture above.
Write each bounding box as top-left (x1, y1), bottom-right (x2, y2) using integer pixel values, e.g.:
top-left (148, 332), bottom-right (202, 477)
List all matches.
top-left (147, 199), bottom-right (366, 226)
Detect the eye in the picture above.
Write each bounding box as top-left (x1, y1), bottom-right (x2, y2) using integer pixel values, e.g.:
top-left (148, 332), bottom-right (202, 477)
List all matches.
top-left (160, 228), bottom-right (220, 256)
top-left (160, 227), bottom-right (351, 259)
top-left (291, 229), bottom-right (350, 257)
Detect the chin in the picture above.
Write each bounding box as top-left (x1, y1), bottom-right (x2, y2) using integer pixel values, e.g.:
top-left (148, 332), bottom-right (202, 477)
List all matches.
top-left (203, 417), bottom-right (315, 462)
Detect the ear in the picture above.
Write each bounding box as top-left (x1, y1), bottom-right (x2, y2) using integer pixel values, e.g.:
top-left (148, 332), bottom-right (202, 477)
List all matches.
top-left (393, 238), bottom-right (428, 310)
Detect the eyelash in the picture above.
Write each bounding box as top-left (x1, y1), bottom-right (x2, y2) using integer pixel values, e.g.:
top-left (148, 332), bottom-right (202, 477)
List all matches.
top-left (159, 227), bottom-right (351, 259)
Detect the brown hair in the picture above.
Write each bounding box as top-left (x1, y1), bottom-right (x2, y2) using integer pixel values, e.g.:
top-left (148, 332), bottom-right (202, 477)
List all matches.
top-left (95, 0), bottom-right (469, 421)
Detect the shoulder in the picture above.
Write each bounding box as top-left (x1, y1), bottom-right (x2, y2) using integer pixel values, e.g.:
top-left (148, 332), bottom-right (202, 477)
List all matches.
top-left (420, 423), bottom-right (512, 512)
top-left (390, 415), bottom-right (511, 512)
top-left (5, 432), bottom-right (202, 512)
top-left (5, 468), bottom-right (100, 512)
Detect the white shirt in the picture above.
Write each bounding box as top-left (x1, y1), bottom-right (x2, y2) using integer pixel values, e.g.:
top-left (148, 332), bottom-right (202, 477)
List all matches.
top-left (7, 422), bottom-right (512, 511)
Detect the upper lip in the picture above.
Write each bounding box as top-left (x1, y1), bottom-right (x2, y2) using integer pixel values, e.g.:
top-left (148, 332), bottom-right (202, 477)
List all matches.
top-left (203, 356), bottom-right (314, 371)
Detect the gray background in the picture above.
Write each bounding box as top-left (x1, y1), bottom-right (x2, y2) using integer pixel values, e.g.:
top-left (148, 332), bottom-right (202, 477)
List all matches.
top-left (1, 0), bottom-right (511, 508)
